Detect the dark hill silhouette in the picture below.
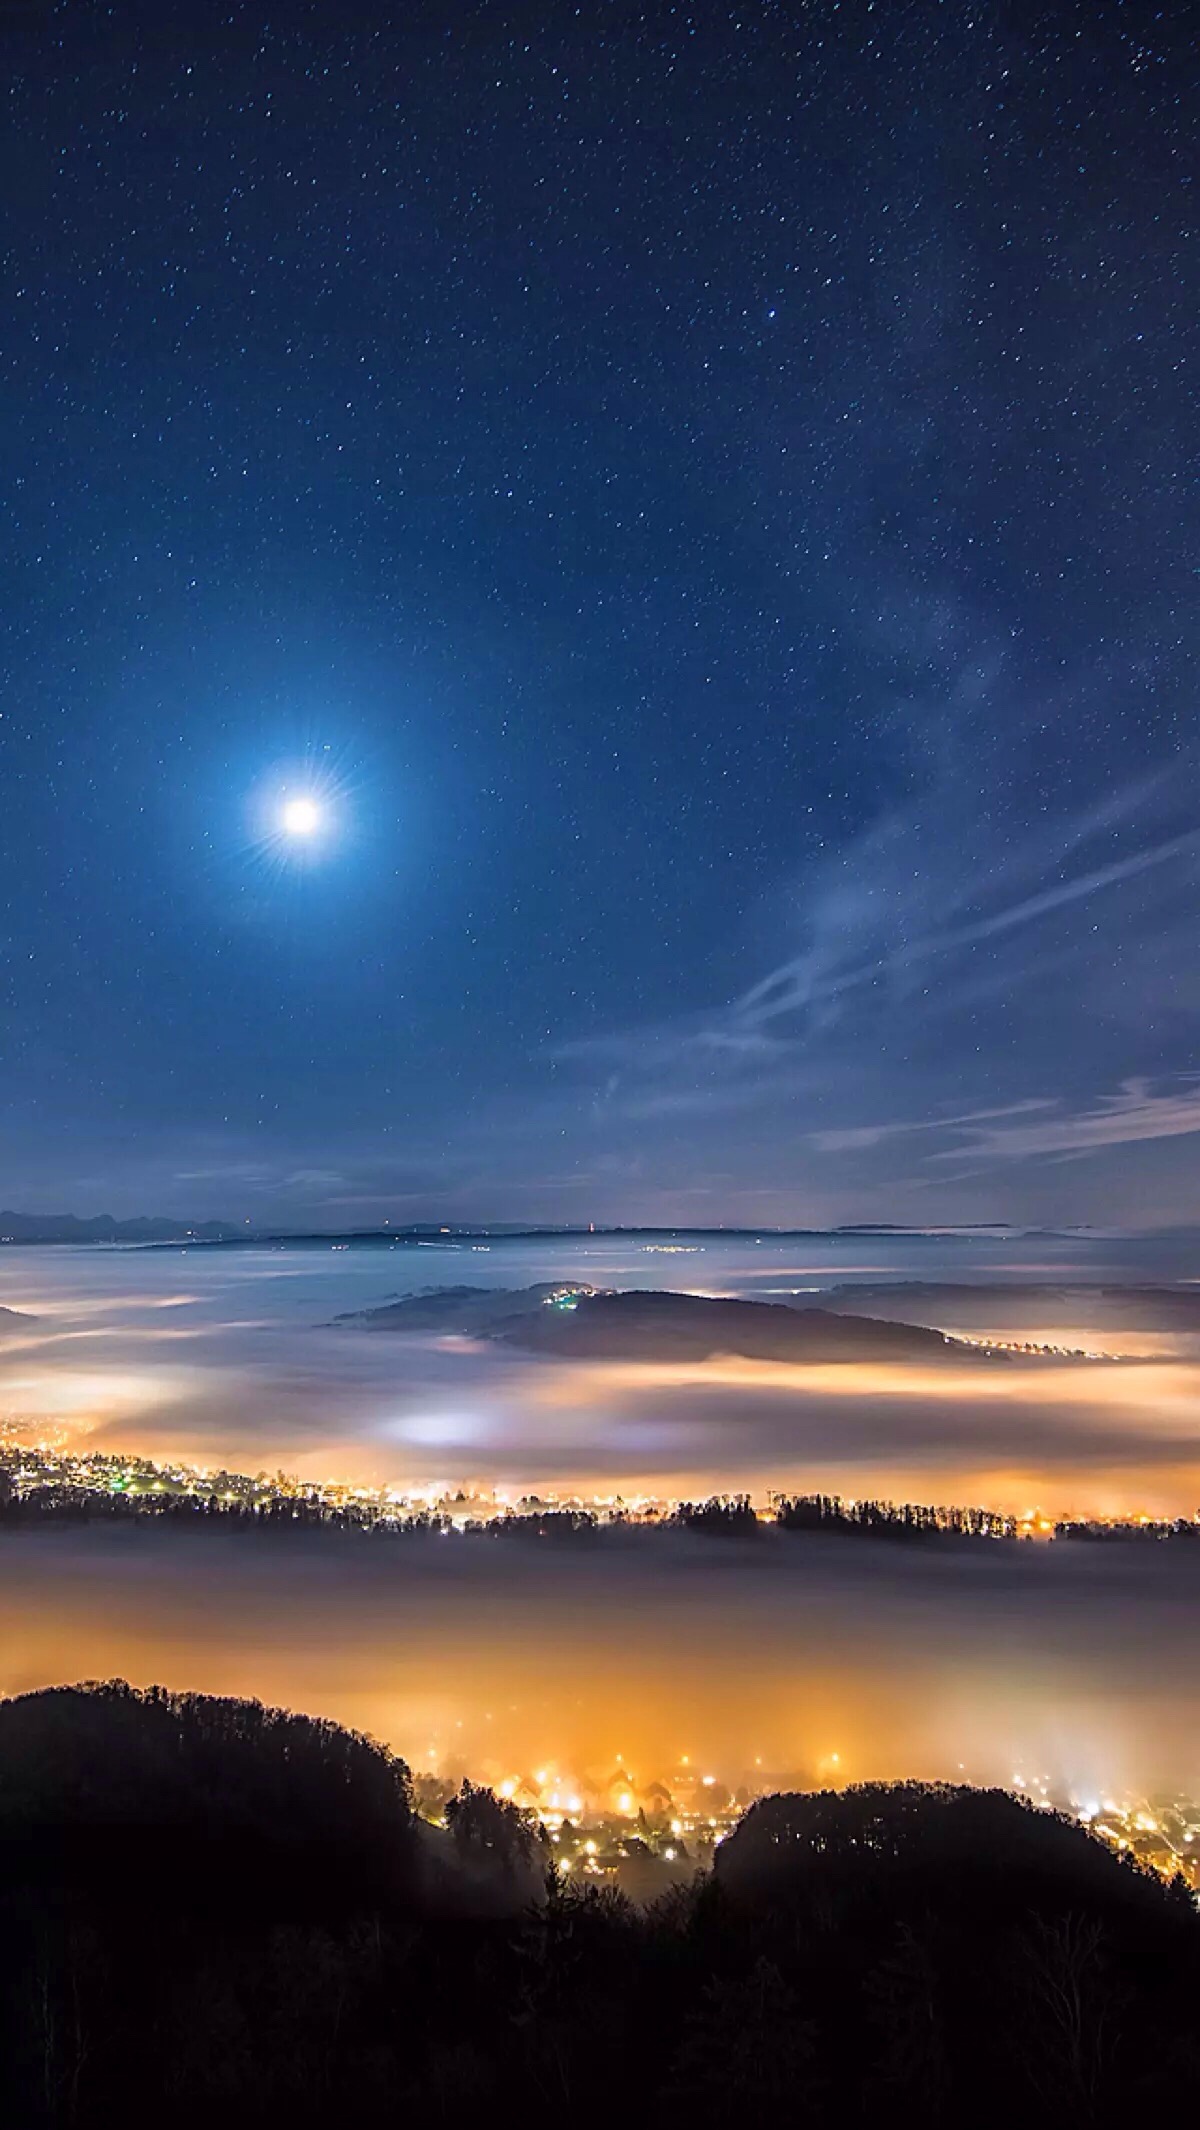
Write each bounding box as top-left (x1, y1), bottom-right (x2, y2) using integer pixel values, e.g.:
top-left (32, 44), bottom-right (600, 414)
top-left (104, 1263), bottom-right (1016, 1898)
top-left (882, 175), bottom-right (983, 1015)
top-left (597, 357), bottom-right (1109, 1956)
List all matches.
top-left (0, 1680), bottom-right (418, 1920)
top-left (1, 1685), bottom-right (1197, 2127)
top-left (493, 1287), bottom-right (960, 1362)
top-left (333, 1281), bottom-right (570, 1331)
top-left (718, 1780), bottom-right (1171, 1919)
top-left (705, 1786), bottom-right (1200, 2123)
top-left (338, 1283), bottom-right (968, 1362)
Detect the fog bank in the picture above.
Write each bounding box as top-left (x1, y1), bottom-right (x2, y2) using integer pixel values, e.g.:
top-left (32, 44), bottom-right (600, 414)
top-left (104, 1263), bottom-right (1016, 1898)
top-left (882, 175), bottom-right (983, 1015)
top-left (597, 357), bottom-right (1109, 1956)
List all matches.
top-left (5, 1521), bottom-right (1198, 1797)
top-left (3, 1237), bottom-right (1200, 1516)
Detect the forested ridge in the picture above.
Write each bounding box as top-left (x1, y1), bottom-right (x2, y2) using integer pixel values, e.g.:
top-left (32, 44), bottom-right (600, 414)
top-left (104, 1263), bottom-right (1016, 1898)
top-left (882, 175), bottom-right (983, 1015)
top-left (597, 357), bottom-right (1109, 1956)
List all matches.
top-left (1, 1682), bottom-right (1197, 2125)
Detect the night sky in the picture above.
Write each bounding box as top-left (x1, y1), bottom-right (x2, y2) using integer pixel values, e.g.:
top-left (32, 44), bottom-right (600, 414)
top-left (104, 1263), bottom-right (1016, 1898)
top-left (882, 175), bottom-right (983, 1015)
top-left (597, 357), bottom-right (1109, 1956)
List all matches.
top-left (1, 0), bottom-right (1193, 1228)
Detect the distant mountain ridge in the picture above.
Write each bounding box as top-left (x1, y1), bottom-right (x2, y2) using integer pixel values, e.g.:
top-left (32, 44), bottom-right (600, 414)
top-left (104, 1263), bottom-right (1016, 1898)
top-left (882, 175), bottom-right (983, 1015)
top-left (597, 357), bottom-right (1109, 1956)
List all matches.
top-left (0, 1214), bottom-right (1163, 1249)
top-left (0, 1211), bottom-right (234, 1244)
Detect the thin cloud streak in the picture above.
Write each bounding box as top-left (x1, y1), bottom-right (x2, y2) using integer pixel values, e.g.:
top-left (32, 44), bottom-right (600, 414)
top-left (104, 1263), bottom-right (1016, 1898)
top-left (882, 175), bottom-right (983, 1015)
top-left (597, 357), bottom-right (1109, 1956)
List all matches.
top-left (538, 756), bottom-right (1200, 1228)
top-left (929, 1080), bottom-right (1200, 1163)
top-left (733, 826), bottom-right (1200, 1033)
top-left (813, 1100), bottom-right (1054, 1155)
top-left (809, 1082), bottom-right (1200, 1173)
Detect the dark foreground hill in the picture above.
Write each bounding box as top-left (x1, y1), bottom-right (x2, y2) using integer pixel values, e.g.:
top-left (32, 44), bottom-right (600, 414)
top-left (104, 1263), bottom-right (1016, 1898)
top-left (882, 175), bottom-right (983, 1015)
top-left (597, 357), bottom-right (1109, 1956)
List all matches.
top-left (337, 1283), bottom-right (968, 1363)
top-left (1, 1682), bottom-right (1197, 2127)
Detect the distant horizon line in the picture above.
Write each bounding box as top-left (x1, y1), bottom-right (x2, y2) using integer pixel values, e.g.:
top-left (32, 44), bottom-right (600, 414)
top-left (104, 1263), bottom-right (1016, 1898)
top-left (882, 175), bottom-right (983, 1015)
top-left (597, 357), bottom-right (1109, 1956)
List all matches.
top-left (0, 1207), bottom-right (1180, 1246)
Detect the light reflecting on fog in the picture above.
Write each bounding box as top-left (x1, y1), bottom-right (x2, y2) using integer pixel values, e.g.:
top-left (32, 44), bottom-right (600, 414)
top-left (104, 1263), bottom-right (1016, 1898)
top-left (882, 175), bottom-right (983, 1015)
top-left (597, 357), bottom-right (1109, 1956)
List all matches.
top-left (5, 1234), bottom-right (1200, 1794)
top-left (3, 1521), bottom-right (1198, 1797)
top-left (2, 1235), bottom-right (1200, 1514)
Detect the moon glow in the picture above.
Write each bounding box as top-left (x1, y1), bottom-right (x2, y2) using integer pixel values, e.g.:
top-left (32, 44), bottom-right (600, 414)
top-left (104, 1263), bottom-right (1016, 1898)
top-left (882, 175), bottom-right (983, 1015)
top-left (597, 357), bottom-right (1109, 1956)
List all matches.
top-left (280, 796), bottom-right (322, 837)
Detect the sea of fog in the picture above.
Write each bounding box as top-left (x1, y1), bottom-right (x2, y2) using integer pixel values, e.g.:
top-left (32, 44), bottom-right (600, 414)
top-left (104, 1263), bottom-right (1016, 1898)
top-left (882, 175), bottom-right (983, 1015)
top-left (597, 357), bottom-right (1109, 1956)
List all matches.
top-left (3, 1230), bottom-right (1200, 1512)
top-left (4, 1232), bottom-right (1200, 1794)
top-left (5, 1516), bottom-right (1200, 1797)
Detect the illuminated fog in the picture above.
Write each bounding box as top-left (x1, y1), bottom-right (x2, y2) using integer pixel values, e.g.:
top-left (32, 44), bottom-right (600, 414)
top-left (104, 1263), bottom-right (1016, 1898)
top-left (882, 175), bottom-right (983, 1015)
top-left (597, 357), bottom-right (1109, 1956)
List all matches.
top-left (5, 1517), bottom-right (1198, 1798)
top-left (3, 1233), bottom-right (1200, 1515)
top-left (5, 1234), bottom-right (1200, 1796)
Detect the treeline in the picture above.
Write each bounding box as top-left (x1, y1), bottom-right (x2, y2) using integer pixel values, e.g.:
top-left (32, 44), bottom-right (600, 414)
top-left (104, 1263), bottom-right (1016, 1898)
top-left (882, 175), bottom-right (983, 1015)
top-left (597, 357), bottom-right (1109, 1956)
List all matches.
top-left (0, 1486), bottom-right (603, 1543)
top-left (0, 1485), bottom-right (447, 1538)
top-left (0, 1486), bottom-right (1001, 1544)
top-left (773, 1494), bottom-right (1020, 1541)
top-left (4, 1467), bottom-right (1198, 1548)
top-left (1, 1682), bottom-right (1198, 2126)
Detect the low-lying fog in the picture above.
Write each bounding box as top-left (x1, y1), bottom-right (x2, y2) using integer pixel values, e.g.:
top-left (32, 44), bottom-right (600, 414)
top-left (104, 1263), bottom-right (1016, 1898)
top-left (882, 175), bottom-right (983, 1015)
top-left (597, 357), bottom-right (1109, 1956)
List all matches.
top-left (4, 1232), bottom-right (1199, 1794)
top-left (4, 1520), bottom-right (1198, 1795)
top-left (3, 1232), bottom-right (1200, 1514)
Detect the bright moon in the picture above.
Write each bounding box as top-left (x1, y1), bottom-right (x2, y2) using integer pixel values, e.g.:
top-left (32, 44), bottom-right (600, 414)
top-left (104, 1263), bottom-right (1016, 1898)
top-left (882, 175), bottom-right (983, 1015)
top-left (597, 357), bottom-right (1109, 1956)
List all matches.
top-left (280, 796), bottom-right (322, 837)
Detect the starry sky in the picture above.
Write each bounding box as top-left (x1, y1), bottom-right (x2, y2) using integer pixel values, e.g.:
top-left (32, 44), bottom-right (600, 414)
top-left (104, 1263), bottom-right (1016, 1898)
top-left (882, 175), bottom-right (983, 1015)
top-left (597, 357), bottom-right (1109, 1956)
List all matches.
top-left (1, 0), bottom-right (1194, 1229)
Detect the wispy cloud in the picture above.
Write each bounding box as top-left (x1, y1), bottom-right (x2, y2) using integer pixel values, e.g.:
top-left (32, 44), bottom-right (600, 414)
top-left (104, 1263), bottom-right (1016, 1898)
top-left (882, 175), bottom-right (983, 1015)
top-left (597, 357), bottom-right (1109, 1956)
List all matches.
top-left (505, 678), bottom-right (1200, 1231)
top-left (929, 1080), bottom-right (1200, 1163)
top-left (173, 1163), bottom-right (273, 1185)
top-left (551, 765), bottom-right (1200, 1143)
top-left (812, 1100), bottom-right (1053, 1155)
top-left (732, 826), bottom-right (1200, 1038)
top-left (808, 1080), bottom-right (1200, 1171)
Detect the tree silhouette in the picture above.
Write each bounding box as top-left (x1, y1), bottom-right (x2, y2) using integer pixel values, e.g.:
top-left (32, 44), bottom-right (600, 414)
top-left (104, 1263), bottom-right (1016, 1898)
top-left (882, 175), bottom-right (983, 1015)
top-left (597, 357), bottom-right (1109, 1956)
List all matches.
top-left (1, 1691), bottom-right (1198, 2124)
top-left (444, 1778), bottom-right (548, 1876)
top-left (668, 1955), bottom-right (819, 2123)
